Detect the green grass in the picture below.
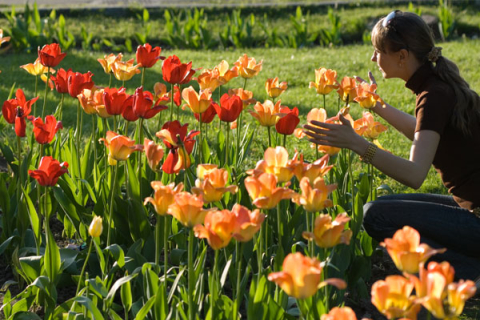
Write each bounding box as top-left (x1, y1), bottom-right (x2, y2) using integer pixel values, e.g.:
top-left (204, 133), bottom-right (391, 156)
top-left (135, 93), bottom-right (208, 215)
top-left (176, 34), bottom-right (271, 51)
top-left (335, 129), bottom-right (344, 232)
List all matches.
top-left (2, 39), bottom-right (480, 195)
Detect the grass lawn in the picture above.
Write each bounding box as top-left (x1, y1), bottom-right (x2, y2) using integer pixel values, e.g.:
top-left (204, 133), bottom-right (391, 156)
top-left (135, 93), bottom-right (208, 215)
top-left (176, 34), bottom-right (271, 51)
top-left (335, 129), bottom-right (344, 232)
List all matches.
top-left (2, 39), bottom-right (480, 195)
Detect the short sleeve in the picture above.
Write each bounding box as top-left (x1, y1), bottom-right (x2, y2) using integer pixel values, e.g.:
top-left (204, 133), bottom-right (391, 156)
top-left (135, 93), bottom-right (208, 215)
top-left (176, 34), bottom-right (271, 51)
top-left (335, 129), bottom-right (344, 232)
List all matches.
top-left (414, 87), bottom-right (454, 135)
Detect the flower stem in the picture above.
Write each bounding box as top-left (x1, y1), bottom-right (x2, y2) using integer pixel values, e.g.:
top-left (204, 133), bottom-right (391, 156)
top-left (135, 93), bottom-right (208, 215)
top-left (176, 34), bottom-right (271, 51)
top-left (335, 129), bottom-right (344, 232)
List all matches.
top-left (141, 67), bottom-right (146, 88)
top-left (107, 163), bottom-right (118, 249)
top-left (41, 69), bottom-right (51, 118)
top-left (138, 118), bottom-right (144, 198)
top-left (76, 239), bottom-right (93, 295)
top-left (211, 249), bottom-right (219, 320)
top-left (267, 126), bottom-right (271, 148)
top-left (188, 228), bottom-right (196, 320)
top-left (234, 242), bottom-right (244, 320)
top-left (34, 75), bottom-right (38, 116)
top-left (170, 83), bottom-right (174, 122)
top-left (225, 123), bottom-right (229, 167)
top-left (155, 215), bottom-right (161, 266)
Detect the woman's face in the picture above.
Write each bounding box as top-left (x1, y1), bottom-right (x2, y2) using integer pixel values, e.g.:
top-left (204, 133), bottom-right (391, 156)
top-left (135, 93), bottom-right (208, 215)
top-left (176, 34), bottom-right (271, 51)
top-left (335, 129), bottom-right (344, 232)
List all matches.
top-left (371, 48), bottom-right (400, 79)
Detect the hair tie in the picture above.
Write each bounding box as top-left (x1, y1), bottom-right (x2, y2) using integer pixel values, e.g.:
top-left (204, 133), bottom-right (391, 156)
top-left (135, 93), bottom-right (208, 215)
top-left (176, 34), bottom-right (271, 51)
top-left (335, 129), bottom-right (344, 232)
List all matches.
top-left (427, 46), bottom-right (442, 62)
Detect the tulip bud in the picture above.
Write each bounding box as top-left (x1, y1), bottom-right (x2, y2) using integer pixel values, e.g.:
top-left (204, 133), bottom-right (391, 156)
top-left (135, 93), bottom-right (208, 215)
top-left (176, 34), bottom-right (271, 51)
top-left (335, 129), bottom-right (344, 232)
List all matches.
top-left (89, 216), bottom-right (103, 237)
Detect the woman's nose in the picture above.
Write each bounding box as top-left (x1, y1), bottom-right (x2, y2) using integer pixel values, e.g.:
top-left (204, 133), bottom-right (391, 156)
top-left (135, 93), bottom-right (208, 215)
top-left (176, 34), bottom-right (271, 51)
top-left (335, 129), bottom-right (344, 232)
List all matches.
top-left (371, 51), bottom-right (377, 62)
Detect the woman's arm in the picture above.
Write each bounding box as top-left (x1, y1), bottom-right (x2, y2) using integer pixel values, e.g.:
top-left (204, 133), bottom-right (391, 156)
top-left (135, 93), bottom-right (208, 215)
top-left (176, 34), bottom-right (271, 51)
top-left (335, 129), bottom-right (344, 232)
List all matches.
top-left (356, 73), bottom-right (416, 140)
top-left (304, 116), bottom-right (440, 189)
top-left (371, 101), bottom-right (417, 141)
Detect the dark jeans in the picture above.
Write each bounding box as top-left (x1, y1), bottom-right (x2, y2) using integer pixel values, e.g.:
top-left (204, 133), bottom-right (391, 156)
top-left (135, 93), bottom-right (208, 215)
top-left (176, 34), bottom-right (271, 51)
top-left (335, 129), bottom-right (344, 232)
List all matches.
top-left (363, 194), bottom-right (480, 281)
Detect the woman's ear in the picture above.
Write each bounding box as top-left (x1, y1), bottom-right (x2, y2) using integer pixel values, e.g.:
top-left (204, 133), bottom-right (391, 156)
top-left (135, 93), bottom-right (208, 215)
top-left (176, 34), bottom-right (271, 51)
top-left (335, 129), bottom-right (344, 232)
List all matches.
top-left (398, 48), bottom-right (409, 63)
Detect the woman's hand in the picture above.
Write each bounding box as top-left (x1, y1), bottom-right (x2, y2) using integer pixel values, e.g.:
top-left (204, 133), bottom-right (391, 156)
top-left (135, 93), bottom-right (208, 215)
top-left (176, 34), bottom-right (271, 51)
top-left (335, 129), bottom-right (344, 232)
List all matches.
top-left (355, 71), bottom-right (377, 86)
top-left (303, 114), bottom-right (364, 151)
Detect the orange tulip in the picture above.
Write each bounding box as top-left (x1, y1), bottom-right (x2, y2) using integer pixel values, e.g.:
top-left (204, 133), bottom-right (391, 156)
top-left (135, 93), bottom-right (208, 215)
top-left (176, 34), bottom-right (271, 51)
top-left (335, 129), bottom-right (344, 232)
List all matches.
top-left (309, 68), bottom-right (339, 95)
top-left (191, 168), bottom-right (238, 203)
top-left (215, 60), bottom-right (238, 84)
top-left (194, 209), bottom-right (236, 250)
top-left (99, 131), bottom-right (143, 165)
top-left (144, 138), bottom-right (164, 172)
top-left (144, 181), bottom-right (183, 216)
top-left (303, 212), bottom-right (352, 248)
top-left (371, 275), bottom-right (421, 320)
top-left (98, 53), bottom-right (123, 74)
top-left (231, 204), bottom-right (265, 242)
top-left (250, 146), bottom-right (294, 183)
top-left (353, 112), bottom-right (388, 140)
top-left (196, 164), bottom-right (218, 180)
top-left (0, 29), bottom-right (11, 45)
top-left (153, 82), bottom-right (171, 105)
top-left (167, 192), bottom-right (210, 228)
top-left (228, 88), bottom-right (255, 109)
top-left (111, 58), bottom-right (141, 81)
top-left (265, 77), bottom-right (287, 99)
top-left (337, 76), bottom-right (357, 103)
top-left (292, 153), bottom-right (334, 184)
top-left (354, 82), bottom-right (385, 109)
top-left (244, 172), bottom-right (294, 209)
top-left (234, 54), bottom-right (262, 79)
top-left (250, 100), bottom-right (281, 127)
top-left (381, 226), bottom-right (446, 274)
top-left (321, 307), bottom-right (357, 320)
top-left (196, 68), bottom-right (223, 92)
top-left (20, 58), bottom-right (55, 76)
top-left (268, 252), bottom-right (346, 299)
top-left (293, 177), bottom-right (336, 213)
top-left (182, 86), bottom-right (213, 114)
top-left (78, 88), bottom-right (109, 117)
top-left (407, 261), bottom-right (476, 319)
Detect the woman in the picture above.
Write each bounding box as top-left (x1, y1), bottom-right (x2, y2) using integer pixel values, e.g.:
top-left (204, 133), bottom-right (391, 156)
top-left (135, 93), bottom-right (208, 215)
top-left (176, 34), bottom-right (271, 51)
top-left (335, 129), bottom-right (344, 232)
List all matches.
top-left (304, 10), bottom-right (480, 281)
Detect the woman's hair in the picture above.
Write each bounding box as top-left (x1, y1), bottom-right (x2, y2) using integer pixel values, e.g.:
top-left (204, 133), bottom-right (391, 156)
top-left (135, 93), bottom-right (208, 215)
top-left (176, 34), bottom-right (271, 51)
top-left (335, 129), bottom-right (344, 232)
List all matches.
top-left (372, 10), bottom-right (480, 136)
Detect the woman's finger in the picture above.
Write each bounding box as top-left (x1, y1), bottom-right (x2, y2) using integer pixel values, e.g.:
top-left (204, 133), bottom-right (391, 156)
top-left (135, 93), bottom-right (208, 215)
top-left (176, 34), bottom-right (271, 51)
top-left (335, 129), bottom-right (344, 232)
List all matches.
top-left (368, 71), bottom-right (377, 85)
top-left (306, 120), bottom-right (337, 129)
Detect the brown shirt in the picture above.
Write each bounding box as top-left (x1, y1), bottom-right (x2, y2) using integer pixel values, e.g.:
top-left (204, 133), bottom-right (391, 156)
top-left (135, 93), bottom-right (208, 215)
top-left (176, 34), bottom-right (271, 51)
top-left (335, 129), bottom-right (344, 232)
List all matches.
top-left (405, 62), bottom-right (480, 210)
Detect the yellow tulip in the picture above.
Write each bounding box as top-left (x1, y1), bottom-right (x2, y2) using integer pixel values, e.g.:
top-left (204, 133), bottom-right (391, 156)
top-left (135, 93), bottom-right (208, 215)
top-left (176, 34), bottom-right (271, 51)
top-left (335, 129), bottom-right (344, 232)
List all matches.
top-left (111, 58), bottom-right (141, 81)
top-left (251, 146), bottom-right (294, 183)
top-left (88, 216), bottom-right (103, 238)
top-left (20, 58), bottom-right (55, 76)
top-left (98, 53), bottom-right (123, 74)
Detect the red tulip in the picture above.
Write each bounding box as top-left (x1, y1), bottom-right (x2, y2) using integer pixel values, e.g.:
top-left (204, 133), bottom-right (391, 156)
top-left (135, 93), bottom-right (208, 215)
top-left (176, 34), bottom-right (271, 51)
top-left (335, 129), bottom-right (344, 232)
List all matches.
top-left (276, 106), bottom-right (300, 135)
top-left (131, 86), bottom-right (168, 120)
top-left (28, 156), bottom-right (68, 187)
top-left (103, 87), bottom-right (132, 116)
top-left (195, 102), bottom-right (217, 124)
top-left (68, 71), bottom-right (94, 98)
top-left (174, 85), bottom-right (181, 107)
top-left (213, 93), bottom-right (243, 123)
top-left (50, 68), bottom-right (73, 94)
top-left (38, 43), bottom-right (66, 68)
top-left (162, 55), bottom-right (195, 85)
top-left (31, 115), bottom-right (63, 144)
top-left (2, 88), bottom-right (38, 137)
top-left (136, 43), bottom-right (162, 68)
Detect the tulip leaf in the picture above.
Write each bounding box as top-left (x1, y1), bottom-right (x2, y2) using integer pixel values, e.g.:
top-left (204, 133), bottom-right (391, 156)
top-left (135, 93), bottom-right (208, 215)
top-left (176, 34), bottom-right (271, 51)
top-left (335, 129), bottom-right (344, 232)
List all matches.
top-left (120, 273), bottom-right (133, 313)
top-left (22, 187), bottom-right (41, 248)
top-left (87, 276), bottom-right (108, 299)
top-left (44, 225), bottom-right (61, 285)
top-left (168, 266), bottom-right (186, 303)
top-left (220, 255), bottom-right (232, 289)
top-left (105, 244), bottom-right (125, 268)
top-left (52, 186), bottom-right (81, 232)
top-left (126, 198), bottom-right (151, 242)
top-left (106, 273), bottom-right (138, 304)
top-left (19, 255), bottom-right (42, 283)
top-left (93, 238), bottom-right (105, 275)
top-left (127, 158), bottom-right (140, 200)
top-left (71, 296), bottom-right (105, 320)
top-left (134, 294), bottom-right (156, 320)
top-left (247, 275), bottom-right (268, 319)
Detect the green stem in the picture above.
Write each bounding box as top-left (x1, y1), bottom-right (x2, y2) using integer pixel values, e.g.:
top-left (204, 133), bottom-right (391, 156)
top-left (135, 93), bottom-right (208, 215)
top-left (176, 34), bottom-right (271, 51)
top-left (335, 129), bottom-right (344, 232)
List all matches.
top-left (256, 225), bottom-right (263, 282)
top-left (199, 113), bottom-right (203, 163)
top-left (188, 228), bottom-right (196, 320)
top-left (107, 163), bottom-right (118, 249)
top-left (34, 75), bottom-right (38, 116)
top-left (155, 215), bottom-right (161, 266)
top-left (164, 215), bottom-right (169, 281)
top-left (138, 118), bottom-right (144, 198)
top-left (323, 247), bottom-right (329, 312)
top-left (348, 150), bottom-right (355, 220)
top-left (92, 115), bottom-right (97, 186)
top-left (225, 123), bottom-right (229, 167)
top-left (282, 134), bottom-right (286, 148)
top-left (141, 67), bottom-right (146, 88)
top-left (41, 69), bottom-right (51, 118)
top-left (267, 126), bottom-right (271, 148)
top-left (234, 242), bottom-right (243, 320)
top-left (76, 239), bottom-right (93, 295)
top-left (323, 94), bottom-right (326, 110)
top-left (109, 73), bottom-right (112, 88)
top-left (276, 203), bottom-right (282, 255)
top-left (211, 249), bottom-right (219, 320)
top-left (59, 93), bottom-right (64, 121)
top-left (170, 83), bottom-right (174, 122)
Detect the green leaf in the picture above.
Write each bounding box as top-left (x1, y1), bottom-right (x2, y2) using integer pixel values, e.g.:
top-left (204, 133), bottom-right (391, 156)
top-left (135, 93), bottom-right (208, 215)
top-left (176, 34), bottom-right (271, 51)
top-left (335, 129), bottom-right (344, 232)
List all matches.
top-left (10, 312), bottom-right (43, 319)
top-left (71, 296), bottom-right (105, 320)
top-left (247, 275), bottom-right (268, 319)
top-left (22, 187), bottom-right (41, 248)
top-left (120, 273), bottom-right (133, 313)
top-left (44, 226), bottom-right (61, 284)
top-left (105, 244), bottom-right (125, 268)
top-left (134, 294), bottom-right (156, 320)
top-left (19, 256), bottom-right (42, 283)
top-left (93, 239), bottom-right (106, 275)
top-left (106, 273), bottom-right (138, 304)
